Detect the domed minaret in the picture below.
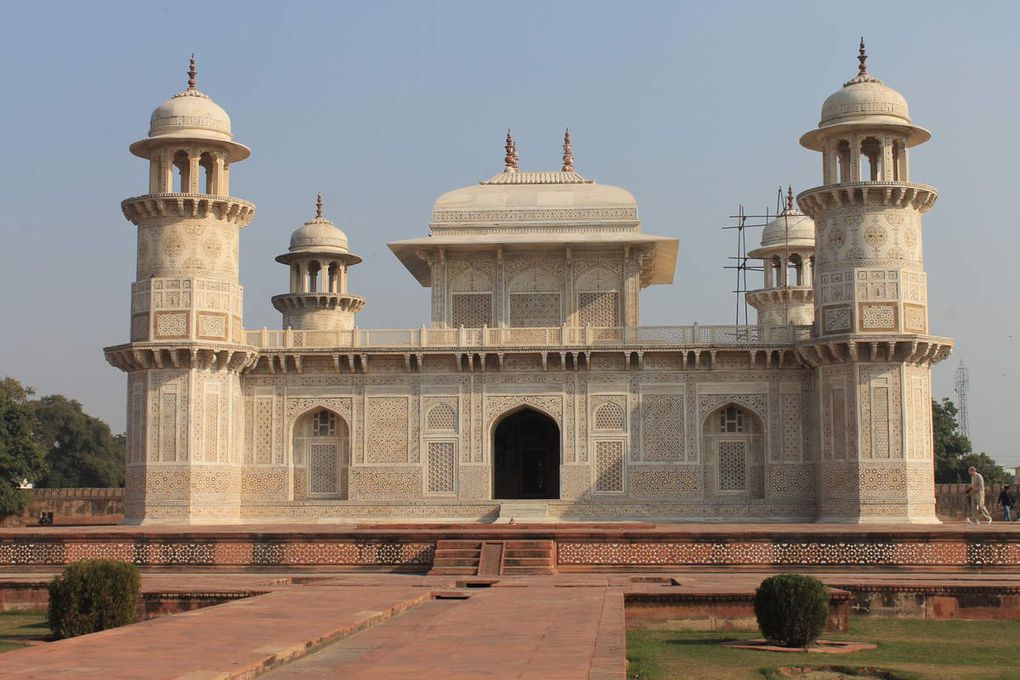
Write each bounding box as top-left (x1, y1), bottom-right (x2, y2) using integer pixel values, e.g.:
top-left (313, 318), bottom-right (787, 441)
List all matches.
top-left (796, 41), bottom-right (952, 523)
top-left (272, 194), bottom-right (365, 331)
top-left (746, 187), bottom-right (816, 330)
top-left (105, 57), bottom-right (256, 524)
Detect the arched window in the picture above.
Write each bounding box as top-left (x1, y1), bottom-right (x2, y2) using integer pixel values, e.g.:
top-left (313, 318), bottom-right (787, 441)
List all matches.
top-left (307, 261), bottom-right (321, 293)
top-left (892, 140), bottom-right (906, 181)
top-left (789, 254), bottom-right (804, 287)
top-left (199, 152), bottom-right (215, 194)
top-left (292, 408), bottom-right (350, 500)
top-left (702, 403), bottom-right (765, 499)
top-left (772, 255), bottom-right (784, 287)
top-left (836, 140), bottom-right (851, 183)
top-left (860, 137), bottom-right (882, 181)
top-left (327, 262), bottom-right (339, 294)
top-left (593, 402), bottom-right (626, 431)
top-left (172, 150), bottom-right (190, 193)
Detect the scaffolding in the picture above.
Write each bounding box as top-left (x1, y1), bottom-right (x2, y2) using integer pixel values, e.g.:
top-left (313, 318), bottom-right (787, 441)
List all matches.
top-left (723, 186), bottom-right (789, 331)
top-left (954, 361), bottom-right (970, 439)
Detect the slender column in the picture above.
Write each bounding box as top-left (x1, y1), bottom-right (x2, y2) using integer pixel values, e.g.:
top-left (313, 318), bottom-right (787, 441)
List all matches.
top-left (187, 150), bottom-right (200, 193)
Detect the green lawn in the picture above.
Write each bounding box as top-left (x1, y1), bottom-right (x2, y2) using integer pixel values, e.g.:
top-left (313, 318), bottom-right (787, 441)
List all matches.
top-left (627, 619), bottom-right (1020, 680)
top-left (0, 610), bottom-right (51, 653)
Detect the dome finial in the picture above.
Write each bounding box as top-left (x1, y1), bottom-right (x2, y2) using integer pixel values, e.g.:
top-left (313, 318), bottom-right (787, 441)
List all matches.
top-left (315, 192), bottom-right (323, 219)
top-left (786, 185), bottom-right (794, 213)
top-left (504, 129), bottom-right (518, 172)
top-left (562, 128), bottom-right (574, 172)
top-left (857, 37), bottom-right (868, 77)
top-left (187, 54), bottom-right (197, 91)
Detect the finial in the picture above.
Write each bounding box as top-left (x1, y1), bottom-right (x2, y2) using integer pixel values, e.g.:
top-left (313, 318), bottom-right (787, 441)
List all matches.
top-left (562, 128), bottom-right (574, 172)
top-left (315, 192), bottom-right (323, 219)
top-left (857, 37), bottom-right (868, 77)
top-left (504, 129), bottom-right (518, 171)
top-left (187, 54), bottom-right (197, 91)
top-left (786, 185), bottom-right (794, 213)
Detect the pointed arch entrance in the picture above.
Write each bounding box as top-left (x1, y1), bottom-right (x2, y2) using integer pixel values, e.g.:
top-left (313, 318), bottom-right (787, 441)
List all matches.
top-left (493, 408), bottom-right (560, 500)
top-left (702, 403), bottom-right (764, 500)
top-left (293, 408), bottom-right (350, 499)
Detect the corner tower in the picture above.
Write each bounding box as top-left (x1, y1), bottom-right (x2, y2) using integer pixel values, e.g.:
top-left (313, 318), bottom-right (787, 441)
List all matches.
top-left (105, 58), bottom-right (256, 523)
top-left (746, 187), bottom-right (816, 330)
top-left (796, 41), bottom-right (952, 522)
top-left (272, 195), bottom-right (365, 331)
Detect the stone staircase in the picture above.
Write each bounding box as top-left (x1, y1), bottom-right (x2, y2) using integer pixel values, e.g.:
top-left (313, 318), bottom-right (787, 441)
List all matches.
top-left (496, 502), bottom-right (549, 523)
top-left (429, 539), bottom-right (555, 576)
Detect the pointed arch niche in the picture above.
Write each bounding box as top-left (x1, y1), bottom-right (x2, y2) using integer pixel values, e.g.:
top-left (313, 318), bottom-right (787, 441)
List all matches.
top-left (701, 403), bottom-right (765, 500)
top-left (292, 408), bottom-right (350, 500)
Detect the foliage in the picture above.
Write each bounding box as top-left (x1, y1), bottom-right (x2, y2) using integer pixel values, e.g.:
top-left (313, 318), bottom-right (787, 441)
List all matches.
top-left (32, 395), bottom-right (124, 488)
top-left (626, 619), bottom-right (1020, 680)
top-left (0, 378), bottom-right (47, 517)
top-left (47, 560), bottom-right (140, 639)
top-left (933, 399), bottom-right (1010, 484)
top-left (753, 574), bottom-right (830, 648)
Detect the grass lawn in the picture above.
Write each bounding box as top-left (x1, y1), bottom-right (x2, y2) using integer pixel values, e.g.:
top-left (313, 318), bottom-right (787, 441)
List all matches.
top-left (0, 610), bottom-right (51, 653)
top-left (627, 619), bottom-right (1020, 680)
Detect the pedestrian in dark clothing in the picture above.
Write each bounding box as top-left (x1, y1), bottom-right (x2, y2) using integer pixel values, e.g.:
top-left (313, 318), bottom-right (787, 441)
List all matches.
top-left (998, 485), bottom-right (1015, 523)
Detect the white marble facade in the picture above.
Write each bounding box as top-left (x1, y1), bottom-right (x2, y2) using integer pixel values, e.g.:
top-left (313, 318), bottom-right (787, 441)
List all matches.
top-left (106, 48), bottom-right (952, 524)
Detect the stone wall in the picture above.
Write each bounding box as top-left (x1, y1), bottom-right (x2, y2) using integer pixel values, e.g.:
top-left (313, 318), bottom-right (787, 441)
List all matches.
top-left (0, 488), bottom-right (124, 527)
top-left (935, 483), bottom-right (1014, 520)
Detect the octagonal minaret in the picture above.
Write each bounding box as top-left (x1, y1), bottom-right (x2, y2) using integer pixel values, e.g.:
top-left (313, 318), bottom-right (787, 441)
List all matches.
top-left (746, 187), bottom-right (816, 330)
top-left (105, 57), bottom-right (256, 524)
top-left (796, 41), bottom-right (952, 523)
top-left (272, 195), bottom-right (365, 331)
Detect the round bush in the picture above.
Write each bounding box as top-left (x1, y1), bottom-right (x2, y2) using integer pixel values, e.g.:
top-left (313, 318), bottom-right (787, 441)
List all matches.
top-left (753, 574), bottom-right (830, 648)
top-left (48, 559), bottom-right (141, 639)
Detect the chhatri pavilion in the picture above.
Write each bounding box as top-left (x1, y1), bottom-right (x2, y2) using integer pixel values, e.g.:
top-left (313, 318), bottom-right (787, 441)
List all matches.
top-left (105, 44), bottom-right (952, 524)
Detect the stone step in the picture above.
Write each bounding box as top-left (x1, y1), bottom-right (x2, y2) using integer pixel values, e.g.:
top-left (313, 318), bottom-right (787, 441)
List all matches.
top-left (433, 549), bottom-right (481, 559)
top-left (502, 565), bottom-right (556, 575)
top-left (435, 540), bottom-right (483, 549)
top-left (504, 541), bottom-right (554, 550)
top-left (432, 558), bottom-right (482, 568)
top-left (496, 503), bottom-right (549, 522)
top-left (503, 557), bottom-right (554, 566)
top-left (429, 566), bottom-right (479, 576)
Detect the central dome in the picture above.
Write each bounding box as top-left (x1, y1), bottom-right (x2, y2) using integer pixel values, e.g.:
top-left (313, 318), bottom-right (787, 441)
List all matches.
top-left (288, 217), bottom-right (353, 255)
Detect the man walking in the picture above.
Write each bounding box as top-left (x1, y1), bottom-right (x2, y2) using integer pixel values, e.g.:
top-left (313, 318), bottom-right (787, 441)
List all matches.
top-left (998, 484), bottom-right (1015, 523)
top-left (967, 466), bottom-right (993, 524)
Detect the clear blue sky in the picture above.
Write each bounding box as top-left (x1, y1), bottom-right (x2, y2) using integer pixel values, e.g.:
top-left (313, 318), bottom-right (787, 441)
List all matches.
top-left (1, 1), bottom-right (1016, 466)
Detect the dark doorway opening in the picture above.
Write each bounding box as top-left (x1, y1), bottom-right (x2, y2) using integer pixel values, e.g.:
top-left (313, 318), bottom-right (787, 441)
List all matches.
top-left (493, 408), bottom-right (560, 500)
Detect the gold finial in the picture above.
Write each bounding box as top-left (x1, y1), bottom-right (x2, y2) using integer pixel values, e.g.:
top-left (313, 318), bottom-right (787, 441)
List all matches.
top-left (187, 54), bottom-right (197, 90)
top-left (786, 185), bottom-right (794, 213)
top-left (315, 192), bottom-right (323, 219)
top-left (504, 129), bottom-right (518, 171)
top-left (857, 37), bottom-right (868, 77)
top-left (562, 128), bottom-right (574, 172)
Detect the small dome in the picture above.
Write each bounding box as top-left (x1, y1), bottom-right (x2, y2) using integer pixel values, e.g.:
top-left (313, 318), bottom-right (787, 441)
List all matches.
top-left (289, 217), bottom-right (351, 254)
top-left (760, 210), bottom-right (815, 249)
top-left (149, 90), bottom-right (233, 141)
top-left (819, 76), bottom-right (910, 128)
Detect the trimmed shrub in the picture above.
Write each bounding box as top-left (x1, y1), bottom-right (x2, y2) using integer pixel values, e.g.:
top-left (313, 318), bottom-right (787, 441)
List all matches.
top-left (48, 559), bottom-right (140, 639)
top-left (753, 573), bottom-right (830, 648)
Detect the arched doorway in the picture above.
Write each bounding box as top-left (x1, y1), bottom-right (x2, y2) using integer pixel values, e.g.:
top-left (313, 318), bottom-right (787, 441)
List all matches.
top-left (493, 408), bottom-right (560, 500)
top-left (293, 408), bottom-right (350, 499)
top-left (702, 403), bottom-right (765, 499)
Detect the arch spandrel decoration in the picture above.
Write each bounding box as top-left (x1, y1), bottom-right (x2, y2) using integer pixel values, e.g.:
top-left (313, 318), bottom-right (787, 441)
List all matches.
top-left (285, 397), bottom-right (353, 434)
top-left (485, 395), bottom-right (563, 430)
top-left (697, 393), bottom-right (767, 428)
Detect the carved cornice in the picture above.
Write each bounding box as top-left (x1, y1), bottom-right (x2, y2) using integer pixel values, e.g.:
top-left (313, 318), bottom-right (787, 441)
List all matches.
top-left (745, 287), bottom-right (814, 311)
top-left (795, 335), bottom-right (953, 367)
top-left (271, 293), bottom-right (366, 314)
top-left (104, 342), bottom-right (258, 372)
top-left (796, 182), bottom-right (937, 220)
top-left (121, 193), bottom-right (256, 228)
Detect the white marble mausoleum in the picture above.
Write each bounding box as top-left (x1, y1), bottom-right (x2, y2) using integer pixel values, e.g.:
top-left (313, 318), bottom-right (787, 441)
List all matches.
top-left (105, 46), bottom-right (952, 524)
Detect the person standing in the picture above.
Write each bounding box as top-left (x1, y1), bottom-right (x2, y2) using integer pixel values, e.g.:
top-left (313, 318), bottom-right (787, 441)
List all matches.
top-left (998, 485), bottom-right (1015, 523)
top-left (967, 467), bottom-right (993, 524)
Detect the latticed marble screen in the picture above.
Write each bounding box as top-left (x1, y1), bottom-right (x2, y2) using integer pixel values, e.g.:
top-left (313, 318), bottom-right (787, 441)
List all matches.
top-left (426, 403), bottom-right (457, 432)
top-left (308, 442), bottom-right (340, 495)
top-left (717, 440), bottom-right (747, 492)
top-left (593, 402), bottom-right (625, 431)
top-left (595, 440), bottom-right (625, 493)
top-left (640, 394), bottom-right (684, 462)
top-left (577, 291), bottom-right (619, 327)
top-left (508, 292), bottom-right (561, 327)
top-left (451, 292), bottom-right (492, 327)
top-left (427, 441), bottom-right (456, 494)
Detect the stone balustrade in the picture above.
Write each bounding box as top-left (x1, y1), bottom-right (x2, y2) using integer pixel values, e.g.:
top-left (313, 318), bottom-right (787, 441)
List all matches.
top-left (244, 324), bottom-right (812, 350)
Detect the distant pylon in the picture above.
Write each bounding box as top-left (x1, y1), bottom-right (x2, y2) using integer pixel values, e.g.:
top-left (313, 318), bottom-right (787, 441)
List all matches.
top-left (954, 361), bottom-right (970, 439)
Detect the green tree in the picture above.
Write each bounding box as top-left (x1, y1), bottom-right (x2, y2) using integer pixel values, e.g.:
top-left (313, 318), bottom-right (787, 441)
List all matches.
top-left (32, 395), bottom-right (124, 488)
top-left (933, 398), bottom-right (1010, 484)
top-left (0, 378), bottom-right (47, 516)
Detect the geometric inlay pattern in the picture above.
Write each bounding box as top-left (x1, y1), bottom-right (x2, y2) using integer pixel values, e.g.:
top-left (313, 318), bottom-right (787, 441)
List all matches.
top-left (577, 291), bottom-right (619, 327)
top-left (426, 441), bottom-right (456, 494)
top-left (451, 292), bottom-right (493, 328)
top-left (718, 440), bottom-right (747, 492)
top-left (509, 292), bottom-right (561, 327)
top-left (308, 442), bottom-right (339, 495)
top-left (595, 440), bottom-right (625, 493)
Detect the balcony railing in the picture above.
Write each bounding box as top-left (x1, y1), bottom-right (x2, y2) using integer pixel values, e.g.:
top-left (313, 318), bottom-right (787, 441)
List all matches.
top-left (244, 324), bottom-right (811, 350)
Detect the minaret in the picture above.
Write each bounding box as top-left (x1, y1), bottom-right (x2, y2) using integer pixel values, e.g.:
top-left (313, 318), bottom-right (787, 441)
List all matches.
top-left (796, 41), bottom-right (951, 523)
top-left (272, 194), bottom-right (365, 330)
top-left (105, 57), bottom-right (256, 524)
top-left (746, 187), bottom-right (816, 330)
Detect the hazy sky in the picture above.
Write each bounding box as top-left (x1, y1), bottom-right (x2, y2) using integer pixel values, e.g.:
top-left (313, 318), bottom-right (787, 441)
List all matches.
top-left (1, 2), bottom-right (1017, 466)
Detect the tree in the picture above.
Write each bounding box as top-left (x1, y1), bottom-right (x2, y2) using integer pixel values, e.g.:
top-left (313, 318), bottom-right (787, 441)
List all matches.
top-left (0, 378), bottom-right (47, 516)
top-left (933, 398), bottom-right (1010, 484)
top-left (32, 395), bottom-right (124, 488)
